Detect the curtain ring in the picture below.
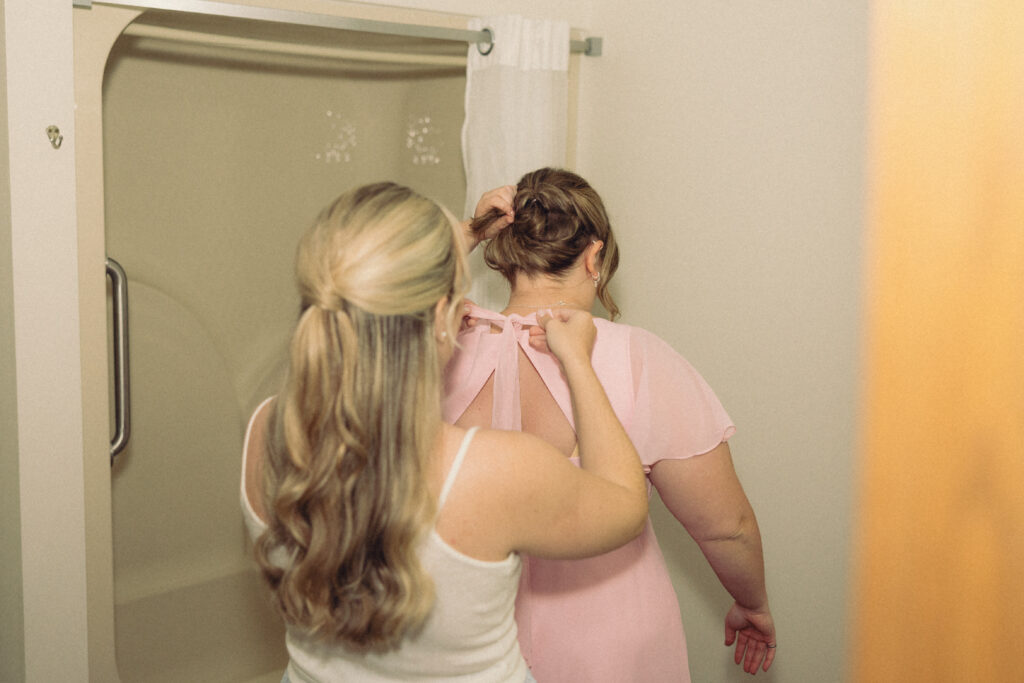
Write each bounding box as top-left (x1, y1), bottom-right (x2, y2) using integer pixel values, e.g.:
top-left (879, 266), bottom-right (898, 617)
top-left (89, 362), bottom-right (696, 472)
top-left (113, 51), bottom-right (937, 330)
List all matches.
top-left (477, 27), bottom-right (494, 56)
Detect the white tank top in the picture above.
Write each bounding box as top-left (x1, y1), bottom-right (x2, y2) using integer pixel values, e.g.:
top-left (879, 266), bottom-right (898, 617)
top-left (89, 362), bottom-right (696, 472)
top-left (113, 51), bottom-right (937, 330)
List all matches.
top-left (240, 399), bottom-right (527, 682)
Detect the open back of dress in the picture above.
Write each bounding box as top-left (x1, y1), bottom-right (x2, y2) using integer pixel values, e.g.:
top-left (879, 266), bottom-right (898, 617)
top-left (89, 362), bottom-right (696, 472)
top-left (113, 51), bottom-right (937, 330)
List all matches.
top-left (450, 311), bottom-right (578, 457)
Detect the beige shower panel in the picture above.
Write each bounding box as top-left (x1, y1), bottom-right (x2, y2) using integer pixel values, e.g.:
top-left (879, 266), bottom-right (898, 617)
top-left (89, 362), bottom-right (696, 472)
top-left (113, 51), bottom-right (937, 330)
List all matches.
top-left (74, 3), bottom-right (468, 680)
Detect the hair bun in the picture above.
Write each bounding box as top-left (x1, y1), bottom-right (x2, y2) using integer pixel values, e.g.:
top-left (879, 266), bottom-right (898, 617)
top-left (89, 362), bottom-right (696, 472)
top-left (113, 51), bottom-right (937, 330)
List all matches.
top-left (480, 167), bottom-right (621, 319)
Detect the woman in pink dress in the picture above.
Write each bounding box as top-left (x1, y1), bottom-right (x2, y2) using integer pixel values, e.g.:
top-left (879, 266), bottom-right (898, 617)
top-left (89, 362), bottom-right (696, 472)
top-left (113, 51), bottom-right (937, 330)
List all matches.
top-left (445, 168), bottom-right (777, 681)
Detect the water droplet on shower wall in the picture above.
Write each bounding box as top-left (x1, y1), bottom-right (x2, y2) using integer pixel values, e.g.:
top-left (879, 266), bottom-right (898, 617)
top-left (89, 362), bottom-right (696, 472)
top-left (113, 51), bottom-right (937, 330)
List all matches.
top-left (315, 110), bottom-right (357, 163)
top-left (406, 115), bottom-right (442, 166)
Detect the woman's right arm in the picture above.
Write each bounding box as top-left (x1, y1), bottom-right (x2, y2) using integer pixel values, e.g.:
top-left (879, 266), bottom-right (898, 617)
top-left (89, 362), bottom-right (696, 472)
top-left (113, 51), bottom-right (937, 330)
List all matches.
top-left (483, 309), bottom-right (648, 560)
top-left (538, 309), bottom-right (648, 513)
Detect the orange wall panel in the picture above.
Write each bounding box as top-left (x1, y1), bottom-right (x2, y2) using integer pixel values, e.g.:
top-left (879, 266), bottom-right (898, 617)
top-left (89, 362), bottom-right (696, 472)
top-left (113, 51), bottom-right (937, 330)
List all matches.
top-left (852, 2), bottom-right (1024, 681)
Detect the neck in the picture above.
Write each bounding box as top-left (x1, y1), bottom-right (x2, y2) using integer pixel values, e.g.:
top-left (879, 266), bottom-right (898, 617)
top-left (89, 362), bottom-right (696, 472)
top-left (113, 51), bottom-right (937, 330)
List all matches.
top-left (503, 271), bottom-right (595, 314)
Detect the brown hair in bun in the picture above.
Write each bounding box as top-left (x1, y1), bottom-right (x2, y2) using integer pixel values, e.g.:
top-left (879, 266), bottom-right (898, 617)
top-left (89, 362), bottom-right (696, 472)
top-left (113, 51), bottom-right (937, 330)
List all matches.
top-left (471, 167), bottom-right (620, 319)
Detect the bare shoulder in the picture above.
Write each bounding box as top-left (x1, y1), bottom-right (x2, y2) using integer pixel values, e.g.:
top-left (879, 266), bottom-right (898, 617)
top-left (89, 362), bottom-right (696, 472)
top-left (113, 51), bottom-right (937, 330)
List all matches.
top-left (461, 428), bottom-right (570, 482)
top-left (465, 426), bottom-right (547, 457)
top-left (243, 398), bottom-right (275, 522)
top-left (245, 398), bottom-right (275, 455)
top-left (437, 427), bottom-right (571, 561)
top-left (454, 428), bottom-right (583, 519)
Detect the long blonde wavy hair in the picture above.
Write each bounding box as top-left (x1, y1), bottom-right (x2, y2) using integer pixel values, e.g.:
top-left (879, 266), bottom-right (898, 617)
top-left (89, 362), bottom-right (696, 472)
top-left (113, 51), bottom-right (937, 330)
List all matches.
top-left (255, 182), bottom-right (468, 651)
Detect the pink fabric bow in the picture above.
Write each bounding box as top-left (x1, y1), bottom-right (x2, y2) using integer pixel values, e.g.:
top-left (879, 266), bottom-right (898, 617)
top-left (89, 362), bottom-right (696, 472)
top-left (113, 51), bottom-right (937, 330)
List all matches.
top-left (448, 304), bottom-right (574, 432)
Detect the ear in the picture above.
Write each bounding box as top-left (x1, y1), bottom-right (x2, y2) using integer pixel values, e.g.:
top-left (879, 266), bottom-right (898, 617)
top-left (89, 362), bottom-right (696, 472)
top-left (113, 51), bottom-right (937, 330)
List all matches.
top-left (585, 240), bottom-right (604, 278)
top-left (433, 296), bottom-right (450, 343)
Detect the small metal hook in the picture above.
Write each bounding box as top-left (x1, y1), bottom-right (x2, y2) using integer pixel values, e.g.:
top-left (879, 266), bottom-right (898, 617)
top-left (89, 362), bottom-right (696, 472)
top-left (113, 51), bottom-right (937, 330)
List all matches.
top-left (46, 125), bottom-right (63, 150)
top-left (477, 27), bottom-right (494, 56)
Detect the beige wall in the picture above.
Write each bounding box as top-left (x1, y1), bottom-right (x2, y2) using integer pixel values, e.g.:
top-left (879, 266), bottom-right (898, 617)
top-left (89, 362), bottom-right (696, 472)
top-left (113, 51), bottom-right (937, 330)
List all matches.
top-left (4, 0), bottom-right (91, 679)
top-left (0, 1), bottom-right (27, 680)
top-left (574, 4), bottom-right (867, 682)
top-left (374, 1), bottom-right (868, 680)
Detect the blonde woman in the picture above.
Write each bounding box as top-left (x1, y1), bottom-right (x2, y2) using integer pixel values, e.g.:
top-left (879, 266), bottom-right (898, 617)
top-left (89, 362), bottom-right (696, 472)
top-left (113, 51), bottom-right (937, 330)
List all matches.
top-left (446, 168), bottom-right (777, 681)
top-left (240, 182), bottom-right (648, 682)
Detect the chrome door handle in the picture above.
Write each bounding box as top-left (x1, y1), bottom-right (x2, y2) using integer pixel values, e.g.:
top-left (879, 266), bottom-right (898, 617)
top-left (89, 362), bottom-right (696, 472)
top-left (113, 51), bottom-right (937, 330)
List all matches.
top-left (106, 257), bottom-right (130, 465)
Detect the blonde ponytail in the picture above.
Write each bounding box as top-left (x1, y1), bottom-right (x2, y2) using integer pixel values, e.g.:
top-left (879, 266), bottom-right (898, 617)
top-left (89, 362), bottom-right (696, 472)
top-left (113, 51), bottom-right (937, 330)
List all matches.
top-left (256, 182), bottom-right (468, 651)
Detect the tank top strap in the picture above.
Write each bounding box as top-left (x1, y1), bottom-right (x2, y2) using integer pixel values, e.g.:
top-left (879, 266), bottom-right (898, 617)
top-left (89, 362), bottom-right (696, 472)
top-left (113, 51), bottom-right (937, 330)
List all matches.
top-left (438, 426), bottom-right (479, 510)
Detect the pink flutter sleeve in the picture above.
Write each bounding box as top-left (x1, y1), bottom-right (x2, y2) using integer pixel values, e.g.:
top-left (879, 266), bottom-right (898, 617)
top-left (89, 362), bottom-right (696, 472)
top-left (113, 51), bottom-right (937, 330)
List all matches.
top-left (627, 326), bottom-right (736, 469)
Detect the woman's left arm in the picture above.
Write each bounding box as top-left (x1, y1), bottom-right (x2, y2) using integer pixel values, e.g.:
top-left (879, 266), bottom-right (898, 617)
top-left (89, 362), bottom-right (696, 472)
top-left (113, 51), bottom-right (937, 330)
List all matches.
top-left (650, 443), bottom-right (777, 674)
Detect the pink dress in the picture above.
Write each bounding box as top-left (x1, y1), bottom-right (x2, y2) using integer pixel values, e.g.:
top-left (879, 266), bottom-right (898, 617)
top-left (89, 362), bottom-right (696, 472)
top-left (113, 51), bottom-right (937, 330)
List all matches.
top-left (443, 305), bottom-right (735, 683)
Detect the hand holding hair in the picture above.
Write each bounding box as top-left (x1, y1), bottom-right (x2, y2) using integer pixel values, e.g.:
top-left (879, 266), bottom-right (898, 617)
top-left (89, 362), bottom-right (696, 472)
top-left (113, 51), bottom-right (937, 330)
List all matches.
top-left (463, 185), bottom-right (516, 251)
top-left (475, 184), bottom-right (516, 233)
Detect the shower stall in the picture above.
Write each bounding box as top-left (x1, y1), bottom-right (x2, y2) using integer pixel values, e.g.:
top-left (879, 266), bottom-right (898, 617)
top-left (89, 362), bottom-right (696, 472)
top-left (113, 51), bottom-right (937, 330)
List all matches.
top-left (75, 4), bottom-right (470, 681)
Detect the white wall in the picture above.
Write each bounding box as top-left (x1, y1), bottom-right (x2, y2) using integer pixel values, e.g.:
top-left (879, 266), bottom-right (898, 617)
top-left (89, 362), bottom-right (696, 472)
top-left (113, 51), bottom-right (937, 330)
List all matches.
top-left (575, 4), bottom-right (867, 682)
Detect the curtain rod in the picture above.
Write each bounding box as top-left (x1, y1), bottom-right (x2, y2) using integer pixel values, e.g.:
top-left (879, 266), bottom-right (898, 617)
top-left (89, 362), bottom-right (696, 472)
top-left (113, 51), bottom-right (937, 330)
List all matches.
top-left (123, 23), bottom-right (469, 65)
top-left (72, 0), bottom-right (604, 56)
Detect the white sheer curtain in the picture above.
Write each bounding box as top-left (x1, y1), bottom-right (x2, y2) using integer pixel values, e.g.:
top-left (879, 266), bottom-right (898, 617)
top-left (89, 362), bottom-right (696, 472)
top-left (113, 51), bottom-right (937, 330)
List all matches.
top-left (462, 15), bottom-right (570, 310)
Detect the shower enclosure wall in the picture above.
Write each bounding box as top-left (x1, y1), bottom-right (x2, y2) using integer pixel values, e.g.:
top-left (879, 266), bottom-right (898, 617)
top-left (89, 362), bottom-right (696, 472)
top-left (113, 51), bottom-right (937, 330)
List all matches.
top-left (75, 5), bottom-right (471, 680)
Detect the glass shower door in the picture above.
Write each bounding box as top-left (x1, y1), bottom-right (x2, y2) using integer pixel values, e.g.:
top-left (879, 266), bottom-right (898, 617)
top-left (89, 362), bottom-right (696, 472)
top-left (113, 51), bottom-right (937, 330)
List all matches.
top-left (102, 14), bottom-right (467, 681)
